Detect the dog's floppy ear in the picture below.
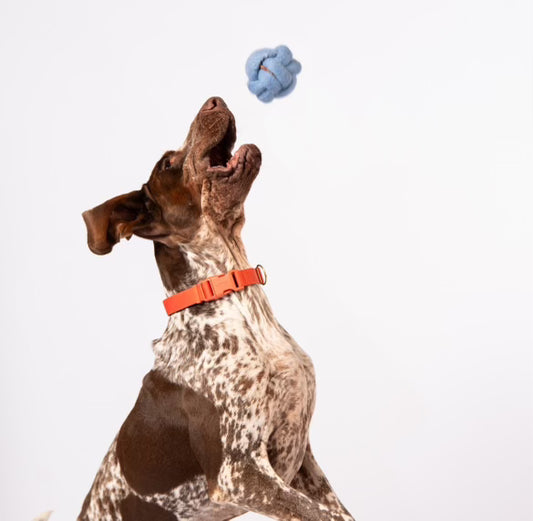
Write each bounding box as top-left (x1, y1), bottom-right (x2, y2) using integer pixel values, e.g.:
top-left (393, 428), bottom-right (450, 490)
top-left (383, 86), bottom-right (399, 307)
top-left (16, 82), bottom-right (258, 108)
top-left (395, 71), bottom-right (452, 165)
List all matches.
top-left (82, 190), bottom-right (148, 255)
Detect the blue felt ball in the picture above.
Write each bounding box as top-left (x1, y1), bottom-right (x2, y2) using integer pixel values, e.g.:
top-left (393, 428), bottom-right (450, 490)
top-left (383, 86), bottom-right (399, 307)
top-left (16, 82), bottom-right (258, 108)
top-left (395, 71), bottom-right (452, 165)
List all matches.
top-left (246, 45), bottom-right (302, 103)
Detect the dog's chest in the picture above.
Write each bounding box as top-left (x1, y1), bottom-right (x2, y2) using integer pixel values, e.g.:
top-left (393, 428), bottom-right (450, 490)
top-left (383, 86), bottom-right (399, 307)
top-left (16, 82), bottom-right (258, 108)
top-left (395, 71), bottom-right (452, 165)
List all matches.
top-left (153, 295), bottom-right (316, 482)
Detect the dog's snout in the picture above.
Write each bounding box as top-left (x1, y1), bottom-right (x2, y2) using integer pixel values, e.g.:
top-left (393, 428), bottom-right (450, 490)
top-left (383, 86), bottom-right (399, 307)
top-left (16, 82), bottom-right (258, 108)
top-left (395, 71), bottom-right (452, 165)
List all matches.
top-left (201, 96), bottom-right (227, 112)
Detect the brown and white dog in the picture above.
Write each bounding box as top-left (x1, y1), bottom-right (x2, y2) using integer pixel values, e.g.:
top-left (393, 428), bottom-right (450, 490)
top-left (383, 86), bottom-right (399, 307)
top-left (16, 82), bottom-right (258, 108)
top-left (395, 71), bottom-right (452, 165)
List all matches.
top-left (80, 97), bottom-right (354, 521)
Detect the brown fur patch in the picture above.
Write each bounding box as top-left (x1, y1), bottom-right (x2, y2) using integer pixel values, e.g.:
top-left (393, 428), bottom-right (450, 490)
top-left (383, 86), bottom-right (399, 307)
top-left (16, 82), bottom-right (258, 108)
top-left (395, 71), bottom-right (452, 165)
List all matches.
top-left (116, 371), bottom-right (222, 495)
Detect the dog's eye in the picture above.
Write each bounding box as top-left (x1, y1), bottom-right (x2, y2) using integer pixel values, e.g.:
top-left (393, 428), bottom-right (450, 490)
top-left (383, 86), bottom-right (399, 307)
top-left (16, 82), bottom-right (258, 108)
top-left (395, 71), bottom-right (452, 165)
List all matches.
top-left (161, 157), bottom-right (172, 170)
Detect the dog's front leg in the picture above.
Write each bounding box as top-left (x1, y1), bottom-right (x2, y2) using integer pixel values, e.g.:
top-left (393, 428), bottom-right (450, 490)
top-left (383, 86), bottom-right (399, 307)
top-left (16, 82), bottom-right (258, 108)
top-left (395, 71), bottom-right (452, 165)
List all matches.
top-left (209, 445), bottom-right (353, 521)
top-left (290, 443), bottom-right (354, 520)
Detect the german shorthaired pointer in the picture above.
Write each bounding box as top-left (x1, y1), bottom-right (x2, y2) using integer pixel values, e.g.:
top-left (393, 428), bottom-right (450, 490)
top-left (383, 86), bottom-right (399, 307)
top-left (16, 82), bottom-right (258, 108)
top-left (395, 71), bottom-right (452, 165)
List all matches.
top-left (80, 97), bottom-right (354, 521)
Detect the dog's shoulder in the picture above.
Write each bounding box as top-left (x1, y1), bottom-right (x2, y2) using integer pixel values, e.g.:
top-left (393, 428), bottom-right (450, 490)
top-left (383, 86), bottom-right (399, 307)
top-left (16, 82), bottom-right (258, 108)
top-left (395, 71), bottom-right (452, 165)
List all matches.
top-left (116, 370), bottom-right (222, 495)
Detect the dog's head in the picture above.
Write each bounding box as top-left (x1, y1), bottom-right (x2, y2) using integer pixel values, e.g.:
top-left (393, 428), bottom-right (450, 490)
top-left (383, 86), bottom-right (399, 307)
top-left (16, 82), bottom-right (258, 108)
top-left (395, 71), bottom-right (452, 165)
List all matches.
top-left (83, 97), bottom-right (261, 255)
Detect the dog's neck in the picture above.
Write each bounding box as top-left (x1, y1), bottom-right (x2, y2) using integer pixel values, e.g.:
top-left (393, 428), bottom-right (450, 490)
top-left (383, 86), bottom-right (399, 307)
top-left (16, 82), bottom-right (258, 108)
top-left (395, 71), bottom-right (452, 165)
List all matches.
top-left (154, 225), bottom-right (250, 296)
top-left (153, 223), bottom-right (277, 334)
top-left (154, 222), bottom-right (279, 342)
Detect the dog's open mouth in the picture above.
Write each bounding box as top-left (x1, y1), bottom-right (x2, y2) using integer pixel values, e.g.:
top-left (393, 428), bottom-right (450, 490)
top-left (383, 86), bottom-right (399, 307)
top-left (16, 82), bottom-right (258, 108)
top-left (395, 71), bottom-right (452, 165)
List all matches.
top-left (207, 144), bottom-right (261, 178)
top-left (207, 120), bottom-right (235, 170)
top-left (206, 120), bottom-right (260, 178)
top-left (199, 100), bottom-right (261, 179)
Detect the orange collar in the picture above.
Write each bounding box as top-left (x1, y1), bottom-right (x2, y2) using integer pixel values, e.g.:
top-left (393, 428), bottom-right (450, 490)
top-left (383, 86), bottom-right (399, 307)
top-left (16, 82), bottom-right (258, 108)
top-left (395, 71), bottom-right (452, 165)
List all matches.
top-left (163, 265), bottom-right (267, 316)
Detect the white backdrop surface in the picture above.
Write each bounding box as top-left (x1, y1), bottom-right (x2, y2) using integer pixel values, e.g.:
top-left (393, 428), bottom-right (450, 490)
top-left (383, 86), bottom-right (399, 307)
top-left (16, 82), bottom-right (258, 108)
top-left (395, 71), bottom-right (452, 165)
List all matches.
top-left (0, 1), bottom-right (532, 520)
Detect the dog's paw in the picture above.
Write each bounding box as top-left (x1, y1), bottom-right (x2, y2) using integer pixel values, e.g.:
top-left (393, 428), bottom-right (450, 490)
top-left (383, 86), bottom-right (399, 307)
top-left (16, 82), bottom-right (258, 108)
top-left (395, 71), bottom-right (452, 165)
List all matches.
top-left (32, 511), bottom-right (53, 521)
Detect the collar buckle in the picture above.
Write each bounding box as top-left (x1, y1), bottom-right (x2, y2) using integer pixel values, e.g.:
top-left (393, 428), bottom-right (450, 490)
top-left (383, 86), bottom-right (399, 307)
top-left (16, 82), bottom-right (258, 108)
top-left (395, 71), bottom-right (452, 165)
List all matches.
top-left (198, 271), bottom-right (240, 303)
top-left (198, 278), bottom-right (216, 302)
top-left (164, 265), bottom-right (267, 316)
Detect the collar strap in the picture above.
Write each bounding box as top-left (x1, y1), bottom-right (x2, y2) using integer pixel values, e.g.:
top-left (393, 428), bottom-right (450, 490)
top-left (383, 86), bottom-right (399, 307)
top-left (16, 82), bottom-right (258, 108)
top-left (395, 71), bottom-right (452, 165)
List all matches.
top-left (163, 265), bottom-right (267, 316)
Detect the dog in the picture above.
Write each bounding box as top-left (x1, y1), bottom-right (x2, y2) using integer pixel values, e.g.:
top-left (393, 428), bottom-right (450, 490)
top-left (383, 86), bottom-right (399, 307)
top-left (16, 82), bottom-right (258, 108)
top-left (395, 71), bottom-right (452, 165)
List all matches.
top-left (80, 97), bottom-right (354, 521)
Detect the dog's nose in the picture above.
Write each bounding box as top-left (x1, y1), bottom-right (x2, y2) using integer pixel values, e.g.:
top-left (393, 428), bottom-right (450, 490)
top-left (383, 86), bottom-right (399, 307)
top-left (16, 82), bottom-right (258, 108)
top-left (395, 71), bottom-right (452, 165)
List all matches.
top-left (201, 97), bottom-right (227, 112)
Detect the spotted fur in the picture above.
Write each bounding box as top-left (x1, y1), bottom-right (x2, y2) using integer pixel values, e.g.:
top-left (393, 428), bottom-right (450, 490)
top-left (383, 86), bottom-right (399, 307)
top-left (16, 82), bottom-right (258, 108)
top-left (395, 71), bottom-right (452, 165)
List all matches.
top-left (79, 97), bottom-right (355, 521)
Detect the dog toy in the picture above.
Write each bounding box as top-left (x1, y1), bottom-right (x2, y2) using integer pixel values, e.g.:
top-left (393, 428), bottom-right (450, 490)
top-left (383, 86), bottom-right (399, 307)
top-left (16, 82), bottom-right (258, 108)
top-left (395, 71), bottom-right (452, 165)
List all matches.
top-left (245, 45), bottom-right (302, 103)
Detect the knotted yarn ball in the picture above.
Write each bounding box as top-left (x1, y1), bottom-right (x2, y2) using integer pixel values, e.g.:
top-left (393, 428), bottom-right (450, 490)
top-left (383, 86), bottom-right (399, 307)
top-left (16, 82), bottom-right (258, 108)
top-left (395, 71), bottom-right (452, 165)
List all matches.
top-left (246, 45), bottom-right (302, 103)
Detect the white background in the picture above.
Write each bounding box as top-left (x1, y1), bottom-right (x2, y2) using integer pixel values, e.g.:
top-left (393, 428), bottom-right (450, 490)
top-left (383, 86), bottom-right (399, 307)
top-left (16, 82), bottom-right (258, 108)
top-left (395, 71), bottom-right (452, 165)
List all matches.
top-left (1, 1), bottom-right (532, 520)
